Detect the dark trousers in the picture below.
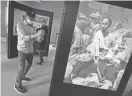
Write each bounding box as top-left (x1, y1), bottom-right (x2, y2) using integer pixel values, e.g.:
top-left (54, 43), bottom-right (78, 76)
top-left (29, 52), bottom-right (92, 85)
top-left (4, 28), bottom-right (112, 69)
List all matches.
top-left (38, 50), bottom-right (44, 62)
top-left (33, 41), bottom-right (38, 55)
top-left (15, 51), bottom-right (33, 87)
top-left (37, 40), bottom-right (46, 62)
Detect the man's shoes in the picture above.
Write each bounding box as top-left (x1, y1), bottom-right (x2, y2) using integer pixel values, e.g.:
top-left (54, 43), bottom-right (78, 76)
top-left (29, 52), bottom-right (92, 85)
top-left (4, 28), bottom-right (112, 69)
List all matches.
top-left (14, 85), bottom-right (27, 94)
top-left (36, 61), bottom-right (44, 65)
top-left (22, 77), bottom-right (31, 81)
top-left (36, 62), bottom-right (42, 65)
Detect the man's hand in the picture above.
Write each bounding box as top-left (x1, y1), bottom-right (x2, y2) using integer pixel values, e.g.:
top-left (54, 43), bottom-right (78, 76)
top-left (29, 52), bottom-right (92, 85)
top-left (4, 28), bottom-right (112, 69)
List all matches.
top-left (36, 36), bottom-right (44, 42)
top-left (37, 31), bottom-right (45, 37)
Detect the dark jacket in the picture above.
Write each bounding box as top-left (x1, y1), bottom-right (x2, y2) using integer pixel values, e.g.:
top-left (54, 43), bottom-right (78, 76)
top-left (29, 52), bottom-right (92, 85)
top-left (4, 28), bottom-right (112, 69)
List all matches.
top-left (36, 25), bottom-right (48, 50)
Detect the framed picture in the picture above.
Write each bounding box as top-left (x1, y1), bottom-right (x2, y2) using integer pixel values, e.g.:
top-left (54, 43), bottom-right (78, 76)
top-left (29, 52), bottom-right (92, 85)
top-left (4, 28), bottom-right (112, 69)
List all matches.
top-left (49, 1), bottom-right (132, 96)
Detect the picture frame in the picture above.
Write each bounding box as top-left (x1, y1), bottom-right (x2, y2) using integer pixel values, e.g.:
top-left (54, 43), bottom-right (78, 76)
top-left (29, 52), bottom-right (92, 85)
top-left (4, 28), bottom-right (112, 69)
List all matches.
top-left (49, 1), bottom-right (132, 96)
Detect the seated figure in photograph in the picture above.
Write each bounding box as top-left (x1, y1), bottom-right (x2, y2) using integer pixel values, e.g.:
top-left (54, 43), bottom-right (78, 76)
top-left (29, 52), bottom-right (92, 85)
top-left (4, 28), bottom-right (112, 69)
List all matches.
top-left (35, 20), bottom-right (48, 65)
top-left (15, 11), bottom-right (44, 93)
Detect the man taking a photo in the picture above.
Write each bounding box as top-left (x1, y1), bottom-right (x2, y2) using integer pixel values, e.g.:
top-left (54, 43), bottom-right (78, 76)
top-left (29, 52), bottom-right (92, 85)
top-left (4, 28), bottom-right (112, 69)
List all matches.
top-left (14, 10), bottom-right (44, 93)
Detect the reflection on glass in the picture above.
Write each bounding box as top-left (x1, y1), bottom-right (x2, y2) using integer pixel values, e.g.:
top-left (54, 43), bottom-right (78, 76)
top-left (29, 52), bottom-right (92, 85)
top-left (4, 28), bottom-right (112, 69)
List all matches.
top-left (34, 14), bottom-right (50, 29)
top-left (63, 1), bottom-right (132, 91)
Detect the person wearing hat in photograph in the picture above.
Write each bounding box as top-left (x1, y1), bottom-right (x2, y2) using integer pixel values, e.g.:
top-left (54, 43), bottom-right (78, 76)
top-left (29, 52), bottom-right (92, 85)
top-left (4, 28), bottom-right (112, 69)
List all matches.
top-left (14, 10), bottom-right (44, 93)
top-left (35, 19), bottom-right (49, 65)
top-left (90, 12), bottom-right (102, 28)
top-left (88, 12), bottom-right (102, 44)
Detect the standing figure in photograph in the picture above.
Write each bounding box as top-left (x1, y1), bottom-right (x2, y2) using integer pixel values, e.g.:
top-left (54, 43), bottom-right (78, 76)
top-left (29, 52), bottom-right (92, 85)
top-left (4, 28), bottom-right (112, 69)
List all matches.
top-left (15, 11), bottom-right (44, 93)
top-left (70, 13), bottom-right (89, 55)
top-left (36, 20), bottom-right (48, 65)
top-left (82, 25), bottom-right (93, 51)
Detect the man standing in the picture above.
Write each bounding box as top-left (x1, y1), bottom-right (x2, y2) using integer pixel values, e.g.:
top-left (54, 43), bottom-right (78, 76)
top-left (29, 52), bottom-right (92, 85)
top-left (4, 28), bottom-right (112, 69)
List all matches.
top-left (70, 13), bottom-right (89, 55)
top-left (14, 11), bottom-right (44, 93)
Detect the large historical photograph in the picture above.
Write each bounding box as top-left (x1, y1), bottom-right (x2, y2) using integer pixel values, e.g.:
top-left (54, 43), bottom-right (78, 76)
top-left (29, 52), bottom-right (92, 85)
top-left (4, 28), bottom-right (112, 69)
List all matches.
top-left (63, 1), bottom-right (132, 91)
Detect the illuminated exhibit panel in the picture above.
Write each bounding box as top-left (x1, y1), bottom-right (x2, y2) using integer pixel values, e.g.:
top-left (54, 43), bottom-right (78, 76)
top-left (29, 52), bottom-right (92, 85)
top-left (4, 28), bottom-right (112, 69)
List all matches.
top-left (63, 1), bottom-right (132, 91)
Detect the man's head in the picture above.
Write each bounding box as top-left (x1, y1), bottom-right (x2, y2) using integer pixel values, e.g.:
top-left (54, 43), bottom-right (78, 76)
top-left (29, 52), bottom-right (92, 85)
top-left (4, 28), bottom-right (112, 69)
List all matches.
top-left (77, 13), bottom-right (88, 21)
top-left (41, 19), bottom-right (47, 26)
top-left (101, 17), bottom-right (112, 30)
top-left (76, 17), bottom-right (90, 33)
top-left (24, 11), bottom-right (36, 25)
